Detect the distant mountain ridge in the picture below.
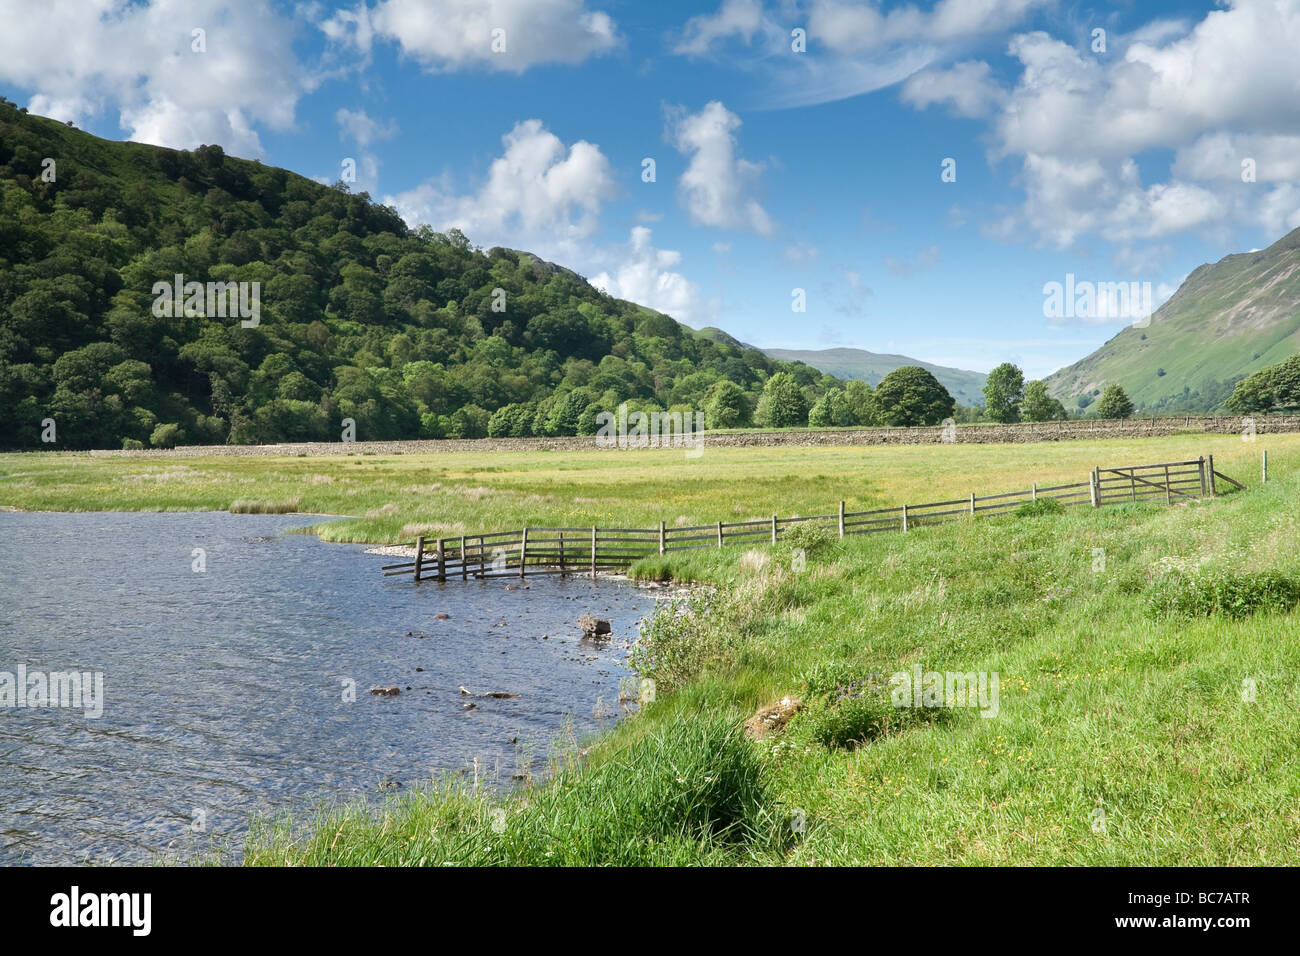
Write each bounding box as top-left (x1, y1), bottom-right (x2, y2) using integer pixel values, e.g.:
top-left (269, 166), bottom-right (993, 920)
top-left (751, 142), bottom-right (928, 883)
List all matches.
top-left (759, 346), bottom-right (988, 406)
top-left (1045, 227), bottom-right (1300, 412)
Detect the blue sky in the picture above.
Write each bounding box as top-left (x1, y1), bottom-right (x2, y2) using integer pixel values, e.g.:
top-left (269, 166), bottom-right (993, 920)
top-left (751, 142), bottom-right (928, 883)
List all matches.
top-left (4, 0), bottom-right (1300, 378)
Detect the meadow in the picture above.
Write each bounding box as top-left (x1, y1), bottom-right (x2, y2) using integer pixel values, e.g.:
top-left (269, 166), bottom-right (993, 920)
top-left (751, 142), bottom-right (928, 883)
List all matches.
top-left (4, 433), bottom-right (1298, 865)
top-left (0, 431), bottom-right (1291, 544)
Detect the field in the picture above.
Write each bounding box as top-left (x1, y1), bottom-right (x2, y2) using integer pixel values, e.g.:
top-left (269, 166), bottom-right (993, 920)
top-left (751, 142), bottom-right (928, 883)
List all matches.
top-left (0, 432), bottom-right (1291, 544)
top-left (4, 433), bottom-right (1299, 866)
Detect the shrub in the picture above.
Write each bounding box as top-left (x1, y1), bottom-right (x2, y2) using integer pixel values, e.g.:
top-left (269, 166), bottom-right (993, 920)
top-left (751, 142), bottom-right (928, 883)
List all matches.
top-left (778, 520), bottom-right (838, 557)
top-left (1146, 568), bottom-right (1300, 619)
top-left (627, 591), bottom-right (746, 695)
top-left (121, 438), bottom-right (144, 450)
top-left (149, 422), bottom-right (181, 448)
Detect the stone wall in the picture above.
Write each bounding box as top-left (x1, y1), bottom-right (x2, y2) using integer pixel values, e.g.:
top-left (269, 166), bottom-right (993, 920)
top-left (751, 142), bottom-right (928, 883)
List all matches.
top-left (80, 415), bottom-right (1300, 458)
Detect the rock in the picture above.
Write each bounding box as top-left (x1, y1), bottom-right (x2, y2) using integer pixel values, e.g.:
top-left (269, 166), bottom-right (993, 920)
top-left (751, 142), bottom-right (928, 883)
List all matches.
top-left (460, 684), bottom-right (520, 699)
top-left (744, 696), bottom-right (803, 739)
top-left (434, 612), bottom-right (450, 620)
top-left (370, 685), bottom-right (401, 697)
top-left (578, 614), bottom-right (611, 637)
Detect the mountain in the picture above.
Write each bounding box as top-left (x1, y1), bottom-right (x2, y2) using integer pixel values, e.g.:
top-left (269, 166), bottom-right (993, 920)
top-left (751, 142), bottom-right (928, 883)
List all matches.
top-left (0, 104), bottom-right (827, 449)
top-left (761, 347), bottom-right (988, 406)
top-left (1045, 228), bottom-right (1300, 413)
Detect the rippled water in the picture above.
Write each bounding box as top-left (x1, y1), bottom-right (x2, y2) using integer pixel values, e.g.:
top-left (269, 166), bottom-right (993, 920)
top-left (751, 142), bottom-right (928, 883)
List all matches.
top-left (0, 511), bottom-right (660, 865)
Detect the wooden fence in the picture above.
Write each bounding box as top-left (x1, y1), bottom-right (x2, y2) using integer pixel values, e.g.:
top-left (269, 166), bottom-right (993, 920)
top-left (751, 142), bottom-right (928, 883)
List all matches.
top-left (381, 455), bottom-right (1245, 582)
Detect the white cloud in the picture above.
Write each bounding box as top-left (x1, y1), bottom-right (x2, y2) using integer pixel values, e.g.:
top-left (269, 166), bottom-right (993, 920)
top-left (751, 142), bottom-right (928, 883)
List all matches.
top-left (335, 0), bottom-right (620, 73)
top-left (936, 1), bottom-right (1300, 246)
top-left (336, 108), bottom-right (398, 148)
top-left (0, 0), bottom-right (305, 155)
top-left (901, 60), bottom-right (1005, 118)
top-left (675, 0), bottom-right (766, 56)
top-left (669, 100), bottom-right (774, 235)
top-left (807, 0), bottom-right (1050, 56)
top-left (674, 0), bottom-right (1049, 109)
top-left (386, 119), bottom-right (615, 257)
top-left (589, 227), bottom-right (704, 322)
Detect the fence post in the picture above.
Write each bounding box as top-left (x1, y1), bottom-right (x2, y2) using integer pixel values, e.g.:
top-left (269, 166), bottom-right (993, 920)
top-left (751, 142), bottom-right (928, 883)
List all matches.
top-left (413, 535), bottom-right (424, 583)
top-left (591, 527), bottom-right (597, 579)
top-left (559, 531), bottom-right (566, 573)
top-left (1207, 455), bottom-right (1217, 497)
top-left (520, 527), bottom-right (528, 578)
top-left (436, 538), bottom-right (446, 582)
top-left (838, 500), bottom-right (845, 538)
top-left (1164, 464), bottom-right (1171, 505)
top-left (902, 504), bottom-right (909, 532)
top-left (771, 515), bottom-right (778, 544)
top-left (658, 521), bottom-right (666, 555)
top-left (1198, 456), bottom-right (1207, 497)
top-left (460, 535), bottom-right (467, 580)
top-left (1032, 482), bottom-right (1037, 501)
top-left (1089, 470), bottom-right (1097, 507)
top-left (717, 521), bottom-right (723, 548)
top-left (969, 492), bottom-right (975, 517)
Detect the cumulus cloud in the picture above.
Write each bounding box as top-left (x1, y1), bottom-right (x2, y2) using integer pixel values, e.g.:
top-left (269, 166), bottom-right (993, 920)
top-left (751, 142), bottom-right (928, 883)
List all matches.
top-left (901, 60), bottom-right (1005, 118)
top-left (669, 101), bottom-right (774, 235)
top-left (0, 0), bottom-right (305, 155)
top-left (322, 0), bottom-right (620, 72)
top-left (589, 227), bottom-right (705, 322)
top-left (931, 0), bottom-right (1300, 247)
top-left (386, 119), bottom-right (615, 256)
top-left (675, 0), bottom-right (766, 56)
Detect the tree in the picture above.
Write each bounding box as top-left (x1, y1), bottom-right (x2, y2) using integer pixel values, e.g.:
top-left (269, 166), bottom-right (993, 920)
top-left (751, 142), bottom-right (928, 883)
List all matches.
top-left (808, 387), bottom-right (854, 427)
top-left (753, 372), bottom-right (809, 428)
top-left (1095, 384), bottom-right (1135, 419)
top-left (874, 366), bottom-right (955, 426)
top-left (1021, 380), bottom-right (1067, 422)
top-left (1227, 355), bottom-right (1300, 413)
top-left (843, 380), bottom-right (879, 426)
top-left (982, 362), bottom-right (1025, 423)
top-left (703, 379), bottom-right (750, 429)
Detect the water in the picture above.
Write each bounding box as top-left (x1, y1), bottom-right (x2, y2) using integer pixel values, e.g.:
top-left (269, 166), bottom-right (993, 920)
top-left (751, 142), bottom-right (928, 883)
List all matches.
top-left (0, 511), bottom-right (661, 865)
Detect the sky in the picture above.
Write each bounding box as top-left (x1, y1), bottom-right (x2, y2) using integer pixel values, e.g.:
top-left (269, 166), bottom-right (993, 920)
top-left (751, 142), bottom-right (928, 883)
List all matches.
top-left (3, 0), bottom-right (1300, 379)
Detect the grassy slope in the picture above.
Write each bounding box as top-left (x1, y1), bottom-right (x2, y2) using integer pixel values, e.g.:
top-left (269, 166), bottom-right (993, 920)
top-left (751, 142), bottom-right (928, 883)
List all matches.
top-left (1046, 228), bottom-right (1300, 410)
top-left (239, 438), bottom-right (1300, 865)
top-left (762, 346), bottom-right (989, 406)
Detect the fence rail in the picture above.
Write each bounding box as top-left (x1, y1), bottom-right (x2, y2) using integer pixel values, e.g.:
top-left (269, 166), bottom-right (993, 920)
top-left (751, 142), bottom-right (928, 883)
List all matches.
top-left (382, 455), bottom-right (1245, 582)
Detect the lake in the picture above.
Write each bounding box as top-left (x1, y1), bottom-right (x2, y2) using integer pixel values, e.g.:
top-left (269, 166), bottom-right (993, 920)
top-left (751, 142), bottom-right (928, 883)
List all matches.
top-left (0, 511), bottom-right (660, 865)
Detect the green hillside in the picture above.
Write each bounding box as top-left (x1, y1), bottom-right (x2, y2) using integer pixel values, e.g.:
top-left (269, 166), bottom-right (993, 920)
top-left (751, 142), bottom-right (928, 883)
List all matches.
top-left (0, 103), bottom-right (828, 450)
top-left (1046, 229), bottom-right (1300, 413)
top-left (762, 346), bottom-right (988, 407)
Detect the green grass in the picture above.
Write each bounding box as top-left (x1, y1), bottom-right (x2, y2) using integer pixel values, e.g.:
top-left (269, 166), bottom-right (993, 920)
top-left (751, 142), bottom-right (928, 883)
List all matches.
top-left (0, 432), bottom-right (1291, 543)
top-left (5, 433), bottom-right (1299, 865)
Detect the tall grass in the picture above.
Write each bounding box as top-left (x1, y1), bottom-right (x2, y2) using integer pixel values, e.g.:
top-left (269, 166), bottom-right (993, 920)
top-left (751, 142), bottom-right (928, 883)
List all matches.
top-left (246, 713), bottom-right (781, 866)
